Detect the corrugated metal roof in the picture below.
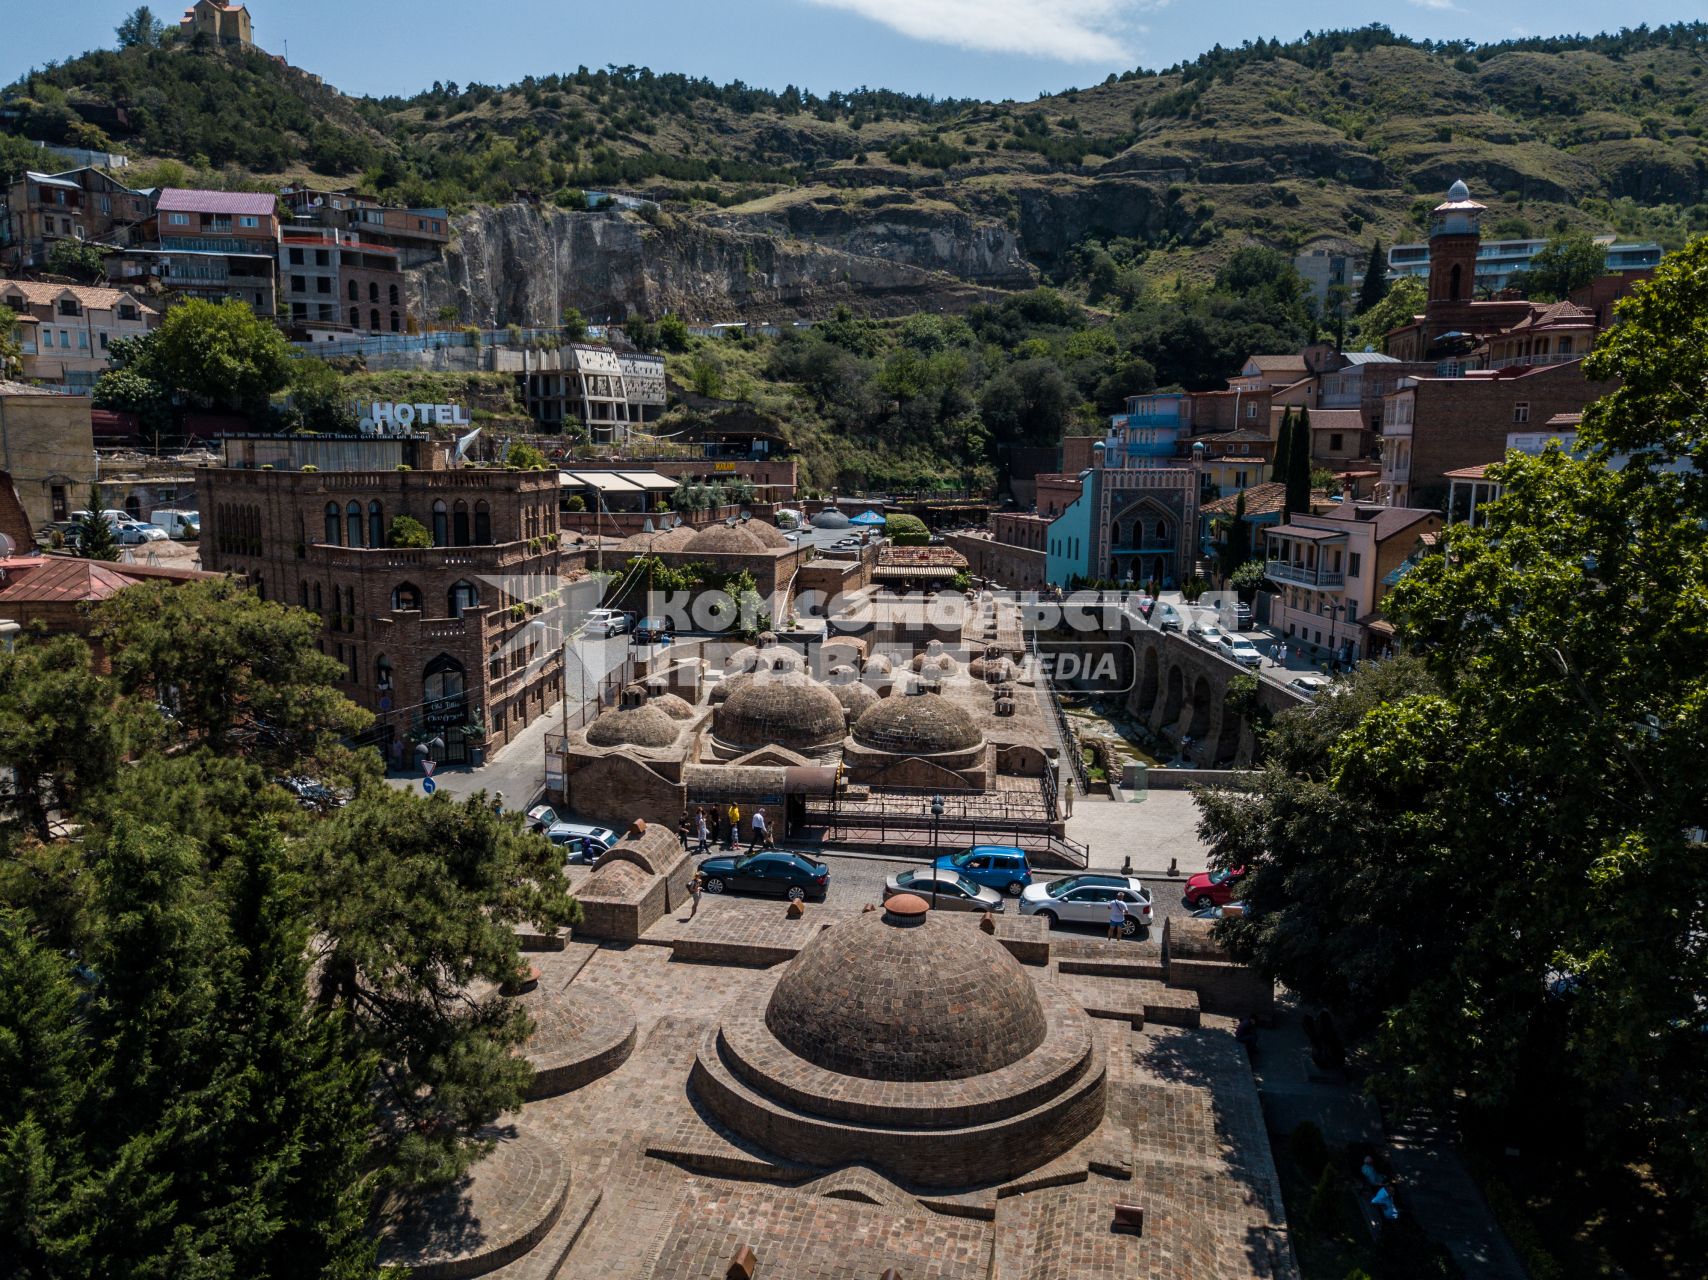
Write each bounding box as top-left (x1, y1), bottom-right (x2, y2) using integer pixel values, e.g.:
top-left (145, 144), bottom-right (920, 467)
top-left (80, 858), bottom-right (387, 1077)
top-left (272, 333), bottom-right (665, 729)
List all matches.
top-left (156, 188), bottom-right (278, 217)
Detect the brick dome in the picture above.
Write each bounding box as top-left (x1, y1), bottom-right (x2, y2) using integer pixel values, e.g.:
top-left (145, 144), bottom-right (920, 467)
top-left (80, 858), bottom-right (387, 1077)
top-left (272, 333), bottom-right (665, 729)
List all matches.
top-left (714, 670), bottom-right (845, 751)
top-left (647, 692), bottom-right (697, 720)
top-left (826, 665), bottom-right (880, 719)
top-left (852, 690), bottom-right (982, 756)
top-left (766, 904), bottom-right (1048, 1081)
top-left (585, 687), bottom-right (682, 748)
top-left (685, 523), bottom-right (763, 554)
top-left (743, 519), bottom-right (791, 549)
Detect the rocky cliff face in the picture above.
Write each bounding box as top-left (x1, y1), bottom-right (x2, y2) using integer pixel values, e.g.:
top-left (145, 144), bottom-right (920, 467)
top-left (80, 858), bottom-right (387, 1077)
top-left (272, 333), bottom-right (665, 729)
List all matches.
top-left (412, 203), bottom-right (1034, 327)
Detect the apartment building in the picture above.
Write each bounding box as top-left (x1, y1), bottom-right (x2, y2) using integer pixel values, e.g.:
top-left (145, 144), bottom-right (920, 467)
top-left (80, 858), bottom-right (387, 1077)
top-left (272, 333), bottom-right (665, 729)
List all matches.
top-left (2, 279), bottom-right (159, 388)
top-left (279, 187), bottom-right (450, 267)
top-left (0, 167), bottom-right (151, 271)
top-left (279, 229), bottom-right (410, 332)
top-left (1264, 502), bottom-right (1441, 664)
top-left (198, 433), bottom-right (565, 765)
top-left (106, 188), bottom-right (282, 317)
top-left (520, 345), bottom-right (667, 442)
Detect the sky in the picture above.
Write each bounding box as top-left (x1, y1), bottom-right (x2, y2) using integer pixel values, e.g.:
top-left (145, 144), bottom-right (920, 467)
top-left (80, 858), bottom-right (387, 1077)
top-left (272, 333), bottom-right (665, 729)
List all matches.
top-left (3, 1), bottom-right (1703, 102)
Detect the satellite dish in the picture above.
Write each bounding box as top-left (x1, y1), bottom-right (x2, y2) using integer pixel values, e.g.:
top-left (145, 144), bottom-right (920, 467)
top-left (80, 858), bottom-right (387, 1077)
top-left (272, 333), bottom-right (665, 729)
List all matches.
top-left (0, 532), bottom-right (14, 557)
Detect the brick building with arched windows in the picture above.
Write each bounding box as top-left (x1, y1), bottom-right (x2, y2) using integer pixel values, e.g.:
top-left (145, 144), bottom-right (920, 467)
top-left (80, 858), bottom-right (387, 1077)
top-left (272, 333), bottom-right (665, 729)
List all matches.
top-left (198, 433), bottom-right (565, 765)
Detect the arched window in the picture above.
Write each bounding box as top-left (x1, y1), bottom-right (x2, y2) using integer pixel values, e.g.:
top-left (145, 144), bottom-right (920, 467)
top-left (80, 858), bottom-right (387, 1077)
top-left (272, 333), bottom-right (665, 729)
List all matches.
top-left (369, 282), bottom-right (379, 303)
top-left (1155, 520), bottom-right (1168, 543)
top-left (124, 494), bottom-right (142, 518)
top-left (299, 581), bottom-right (309, 608)
top-left (489, 642), bottom-right (503, 680)
top-left (452, 499), bottom-right (470, 546)
top-left (1449, 263), bottom-right (1463, 301)
top-left (431, 500), bottom-right (448, 547)
top-left (375, 653), bottom-right (392, 692)
top-left (368, 500), bottom-right (384, 547)
top-left (349, 307), bottom-right (359, 328)
top-left (390, 582), bottom-right (422, 612)
top-left (370, 308), bottom-right (381, 331)
top-left (448, 580), bottom-right (478, 618)
top-left (313, 583), bottom-right (323, 612)
top-left (390, 311), bottom-right (400, 333)
top-left (346, 501), bottom-right (362, 547)
top-left (347, 279), bottom-right (358, 301)
top-left (388, 284), bottom-right (399, 306)
top-left (474, 500), bottom-right (491, 545)
top-left (423, 654), bottom-right (465, 718)
top-left (324, 502), bottom-right (341, 545)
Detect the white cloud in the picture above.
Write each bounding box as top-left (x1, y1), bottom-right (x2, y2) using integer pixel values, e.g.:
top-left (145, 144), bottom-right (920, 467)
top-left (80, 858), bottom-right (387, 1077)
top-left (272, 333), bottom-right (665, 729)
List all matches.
top-left (801, 0), bottom-right (1161, 64)
top-left (1406, 0), bottom-right (1462, 10)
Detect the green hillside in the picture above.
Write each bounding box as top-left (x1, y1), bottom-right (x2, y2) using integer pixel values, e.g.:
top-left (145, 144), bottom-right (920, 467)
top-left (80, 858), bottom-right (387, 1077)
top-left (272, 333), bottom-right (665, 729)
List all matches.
top-left (5, 22), bottom-right (1706, 269)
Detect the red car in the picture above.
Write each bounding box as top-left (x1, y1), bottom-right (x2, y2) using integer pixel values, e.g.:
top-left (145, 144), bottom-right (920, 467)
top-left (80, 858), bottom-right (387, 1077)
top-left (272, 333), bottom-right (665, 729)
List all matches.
top-left (1184, 866), bottom-right (1246, 910)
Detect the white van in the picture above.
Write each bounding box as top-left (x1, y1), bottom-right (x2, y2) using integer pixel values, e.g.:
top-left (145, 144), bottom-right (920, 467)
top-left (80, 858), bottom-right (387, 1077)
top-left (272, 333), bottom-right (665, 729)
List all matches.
top-left (149, 510), bottom-right (201, 539)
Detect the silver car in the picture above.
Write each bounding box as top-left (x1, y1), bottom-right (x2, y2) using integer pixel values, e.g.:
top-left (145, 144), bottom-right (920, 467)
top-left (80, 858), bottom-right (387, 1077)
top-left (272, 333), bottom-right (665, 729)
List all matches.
top-left (884, 867), bottom-right (1006, 913)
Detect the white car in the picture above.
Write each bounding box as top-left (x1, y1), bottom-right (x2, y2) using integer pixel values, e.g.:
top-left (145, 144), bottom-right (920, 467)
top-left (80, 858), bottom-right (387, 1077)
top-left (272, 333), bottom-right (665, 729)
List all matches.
top-left (583, 609), bottom-right (628, 637)
top-left (119, 524), bottom-right (170, 544)
top-left (1018, 874), bottom-right (1153, 937)
top-left (1289, 675), bottom-right (1331, 695)
top-left (100, 509), bottom-right (143, 529)
top-left (1189, 623), bottom-right (1225, 648)
top-left (1216, 635), bottom-right (1263, 668)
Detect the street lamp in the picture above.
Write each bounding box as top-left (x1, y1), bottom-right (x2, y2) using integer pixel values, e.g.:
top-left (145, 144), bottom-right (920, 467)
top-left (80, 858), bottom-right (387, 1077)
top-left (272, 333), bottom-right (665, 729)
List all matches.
top-left (929, 793), bottom-right (945, 910)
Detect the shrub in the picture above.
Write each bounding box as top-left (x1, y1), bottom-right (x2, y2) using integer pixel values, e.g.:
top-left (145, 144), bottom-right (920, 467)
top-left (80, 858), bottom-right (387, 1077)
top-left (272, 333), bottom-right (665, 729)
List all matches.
top-left (1307, 1164), bottom-right (1344, 1235)
top-left (885, 513), bottom-right (930, 545)
top-left (387, 515), bottom-right (432, 548)
top-left (564, 495), bottom-right (586, 513)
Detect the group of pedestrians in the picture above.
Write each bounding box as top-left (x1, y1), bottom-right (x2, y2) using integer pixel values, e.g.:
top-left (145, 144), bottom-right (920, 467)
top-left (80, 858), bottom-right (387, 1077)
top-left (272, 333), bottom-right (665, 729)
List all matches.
top-left (678, 803), bottom-right (773, 855)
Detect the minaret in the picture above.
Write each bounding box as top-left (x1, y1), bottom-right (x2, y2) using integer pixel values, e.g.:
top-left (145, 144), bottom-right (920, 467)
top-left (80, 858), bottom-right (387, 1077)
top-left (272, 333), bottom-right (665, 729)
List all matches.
top-left (1426, 179), bottom-right (1485, 306)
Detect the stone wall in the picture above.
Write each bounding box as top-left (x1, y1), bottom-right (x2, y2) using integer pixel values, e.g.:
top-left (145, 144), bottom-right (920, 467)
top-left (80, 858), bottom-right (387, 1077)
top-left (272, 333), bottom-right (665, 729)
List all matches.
top-left (1162, 916), bottom-right (1274, 1021)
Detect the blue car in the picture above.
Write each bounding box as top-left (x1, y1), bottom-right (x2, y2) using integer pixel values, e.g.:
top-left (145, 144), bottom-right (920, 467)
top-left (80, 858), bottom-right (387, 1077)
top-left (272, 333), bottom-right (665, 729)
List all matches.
top-left (933, 846), bottom-right (1033, 897)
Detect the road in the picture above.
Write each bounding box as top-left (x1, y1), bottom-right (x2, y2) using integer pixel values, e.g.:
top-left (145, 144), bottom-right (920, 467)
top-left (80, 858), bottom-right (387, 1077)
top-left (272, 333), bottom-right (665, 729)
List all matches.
top-left (570, 844), bottom-right (1193, 942)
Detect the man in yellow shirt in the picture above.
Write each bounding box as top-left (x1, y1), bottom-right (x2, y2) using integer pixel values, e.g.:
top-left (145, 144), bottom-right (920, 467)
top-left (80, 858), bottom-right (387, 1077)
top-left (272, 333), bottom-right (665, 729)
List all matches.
top-left (726, 802), bottom-right (741, 849)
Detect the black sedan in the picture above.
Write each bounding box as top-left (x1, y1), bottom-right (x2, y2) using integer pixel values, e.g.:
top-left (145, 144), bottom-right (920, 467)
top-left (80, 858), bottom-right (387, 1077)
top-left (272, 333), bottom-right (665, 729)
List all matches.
top-left (696, 850), bottom-right (830, 902)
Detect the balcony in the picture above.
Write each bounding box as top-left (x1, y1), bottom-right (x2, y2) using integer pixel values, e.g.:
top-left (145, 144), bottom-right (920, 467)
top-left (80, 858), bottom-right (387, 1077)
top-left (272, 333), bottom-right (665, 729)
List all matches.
top-left (1487, 352), bottom-right (1580, 371)
top-left (1266, 560), bottom-right (1345, 589)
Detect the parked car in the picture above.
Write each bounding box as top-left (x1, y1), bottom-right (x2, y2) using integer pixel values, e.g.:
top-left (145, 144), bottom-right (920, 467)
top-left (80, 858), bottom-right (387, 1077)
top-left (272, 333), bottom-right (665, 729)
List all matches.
top-left (1289, 675), bottom-right (1331, 695)
top-left (934, 845), bottom-right (1032, 896)
top-left (885, 867), bottom-right (1006, 912)
top-left (526, 804), bottom-right (560, 833)
top-left (276, 775), bottom-right (344, 810)
top-left (1189, 623), bottom-right (1225, 648)
top-left (1019, 874), bottom-right (1153, 937)
top-left (148, 509), bottom-right (200, 539)
top-left (584, 608), bottom-right (629, 637)
top-left (1231, 601), bottom-right (1253, 629)
top-left (630, 615), bottom-right (674, 645)
top-left (119, 523), bottom-right (170, 544)
top-left (544, 821), bottom-right (619, 860)
top-left (1183, 866), bottom-right (1247, 909)
top-left (1155, 604), bottom-right (1182, 633)
top-left (1191, 901), bottom-right (1251, 920)
top-left (1216, 634), bottom-right (1263, 668)
top-left (697, 850), bottom-right (829, 902)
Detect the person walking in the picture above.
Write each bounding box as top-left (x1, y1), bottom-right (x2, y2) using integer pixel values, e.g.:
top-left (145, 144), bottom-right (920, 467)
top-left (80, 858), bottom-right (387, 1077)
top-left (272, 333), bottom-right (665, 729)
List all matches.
top-left (751, 807), bottom-right (770, 850)
top-left (1106, 896), bottom-right (1131, 941)
top-left (687, 872), bottom-right (704, 920)
top-left (725, 802), bottom-right (741, 850)
top-left (677, 811), bottom-right (691, 850)
top-left (695, 806), bottom-right (710, 855)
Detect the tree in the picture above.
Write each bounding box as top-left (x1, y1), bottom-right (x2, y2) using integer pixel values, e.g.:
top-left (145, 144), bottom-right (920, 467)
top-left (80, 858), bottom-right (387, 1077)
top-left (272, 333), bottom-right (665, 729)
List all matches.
top-left (561, 306), bottom-right (587, 343)
top-left (1513, 231), bottom-right (1604, 301)
top-left (1285, 407), bottom-right (1312, 515)
top-left (506, 440), bottom-right (548, 470)
top-left (93, 578), bottom-right (370, 766)
top-left (656, 313), bottom-right (689, 352)
top-left (1203, 237), bottom-right (1708, 1234)
top-left (46, 239), bottom-right (108, 285)
top-left (1230, 558), bottom-right (1267, 595)
top-left (0, 306), bottom-right (20, 379)
top-left (885, 513), bottom-right (930, 545)
top-left (73, 488), bottom-right (120, 562)
top-left (978, 359), bottom-right (1074, 446)
top-left (0, 635), bottom-right (126, 843)
top-left (115, 5), bottom-right (165, 48)
top-left (1271, 407), bottom-right (1293, 483)
top-left (303, 789), bottom-right (581, 1189)
top-left (282, 357), bottom-right (356, 433)
top-left (1218, 489), bottom-right (1251, 579)
top-left (150, 299), bottom-right (293, 417)
top-left (1358, 238), bottom-right (1388, 315)
top-left (1350, 276), bottom-right (1425, 352)
top-left (688, 354), bottom-right (725, 398)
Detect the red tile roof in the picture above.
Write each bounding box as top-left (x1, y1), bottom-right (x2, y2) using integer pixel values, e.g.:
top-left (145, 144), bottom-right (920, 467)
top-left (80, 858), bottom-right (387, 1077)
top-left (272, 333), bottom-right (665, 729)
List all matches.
top-left (0, 556), bottom-right (216, 605)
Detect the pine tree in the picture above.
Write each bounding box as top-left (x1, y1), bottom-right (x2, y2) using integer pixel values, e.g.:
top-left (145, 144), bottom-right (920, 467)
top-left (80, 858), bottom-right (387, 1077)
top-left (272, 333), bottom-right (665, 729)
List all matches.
top-left (1228, 489), bottom-right (1251, 571)
top-left (1358, 238), bottom-right (1388, 316)
top-left (1271, 407), bottom-right (1293, 483)
top-left (1285, 407), bottom-right (1313, 516)
top-left (73, 488), bottom-right (119, 562)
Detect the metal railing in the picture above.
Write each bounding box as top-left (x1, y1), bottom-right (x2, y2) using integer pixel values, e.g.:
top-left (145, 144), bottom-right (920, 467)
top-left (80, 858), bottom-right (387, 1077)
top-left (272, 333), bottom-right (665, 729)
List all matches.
top-left (1029, 622), bottom-right (1091, 792)
top-left (1265, 561), bottom-right (1346, 589)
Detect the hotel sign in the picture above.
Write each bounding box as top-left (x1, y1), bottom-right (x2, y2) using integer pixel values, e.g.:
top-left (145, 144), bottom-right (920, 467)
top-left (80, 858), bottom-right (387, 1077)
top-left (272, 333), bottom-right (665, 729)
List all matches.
top-left (358, 402), bottom-right (473, 435)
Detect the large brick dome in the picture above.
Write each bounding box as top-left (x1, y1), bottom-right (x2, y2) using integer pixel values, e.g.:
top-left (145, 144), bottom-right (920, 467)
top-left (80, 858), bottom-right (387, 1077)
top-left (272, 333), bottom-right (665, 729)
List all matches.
top-left (584, 686), bottom-right (682, 748)
top-left (852, 689), bottom-right (982, 756)
top-left (714, 670), bottom-right (845, 751)
top-left (765, 901), bottom-right (1048, 1081)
